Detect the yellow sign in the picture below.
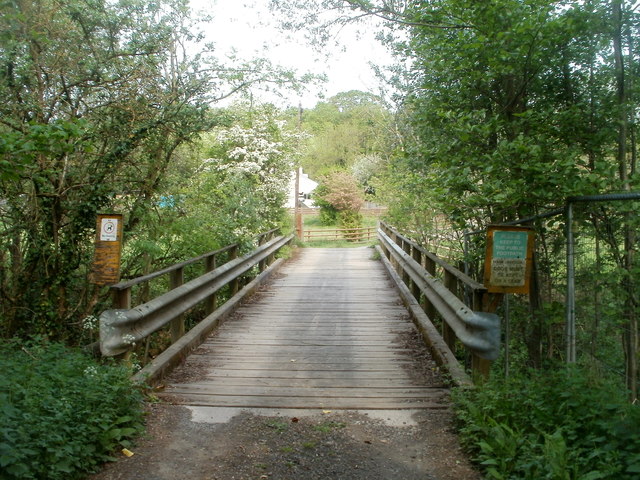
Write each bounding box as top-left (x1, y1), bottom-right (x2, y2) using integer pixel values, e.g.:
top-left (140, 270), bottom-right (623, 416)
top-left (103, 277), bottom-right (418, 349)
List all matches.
top-left (92, 214), bottom-right (123, 286)
top-left (483, 225), bottom-right (535, 294)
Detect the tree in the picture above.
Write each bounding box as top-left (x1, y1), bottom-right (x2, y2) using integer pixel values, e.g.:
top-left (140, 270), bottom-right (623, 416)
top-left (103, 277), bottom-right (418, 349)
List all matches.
top-left (287, 91), bottom-right (392, 176)
top-left (272, 0), bottom-right (640, 383)
top-left (0, 0), bottom-right (312, 341)
top-left (313, 170), bottom-right (364, 230)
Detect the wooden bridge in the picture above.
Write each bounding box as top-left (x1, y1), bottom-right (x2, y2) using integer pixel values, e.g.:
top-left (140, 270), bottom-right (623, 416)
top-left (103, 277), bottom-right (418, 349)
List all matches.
top-left (100, 223), bottom-right (500, 413)
top-left (158, 247), bottom-right (448, 411)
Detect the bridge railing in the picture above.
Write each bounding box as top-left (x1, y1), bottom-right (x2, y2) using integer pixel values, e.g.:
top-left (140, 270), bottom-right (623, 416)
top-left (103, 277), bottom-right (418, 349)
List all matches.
top-left (377, 221), bottom-right (500, 382)
top-left (100, 229), bottom-right (292, 361)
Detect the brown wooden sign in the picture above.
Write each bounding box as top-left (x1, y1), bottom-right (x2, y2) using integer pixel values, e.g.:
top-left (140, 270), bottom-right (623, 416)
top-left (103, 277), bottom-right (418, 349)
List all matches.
top-left (483, 225), bottom-right (535, 294)
top-left (92, 214), bottom-right (123, 286)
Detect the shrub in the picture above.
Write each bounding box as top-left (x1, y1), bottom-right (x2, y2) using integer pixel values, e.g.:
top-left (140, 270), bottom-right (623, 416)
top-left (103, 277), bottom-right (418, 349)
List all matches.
top-left (452, 366), bottom-right (640, 479)
top-left (0, 340), bottom-right (145, 479)
top-left (314, 171), bottom-right (364, 229)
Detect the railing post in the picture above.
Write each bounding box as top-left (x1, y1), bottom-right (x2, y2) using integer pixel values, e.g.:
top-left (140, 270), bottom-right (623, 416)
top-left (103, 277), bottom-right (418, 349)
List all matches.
top-left (401, 238), bottom-right (412, 288)
top-left (381, 225), bottom-right (391, 260)
top-left (411, 246), bottom-right (422, 302)
top-left (472, 291), bottom-right (502, 382)
top-left (230, 245), bottom-right (239, 296)
top-left (423, 256), bottom-right (437, 319)
top-left (391, 232), bottom-right (400, 273)
top-left (258, 234), bottom-right (267, 273)
top-left (442, 270), bottom-right (458, 353)
top-left (205, 255), bottom-right (217, 315)
top-left (113, 287), bottom-right (131, 310)
top-left (170, 267), bottom-right (185, 343)
top-left (267, 232), bottom-right (276, 266)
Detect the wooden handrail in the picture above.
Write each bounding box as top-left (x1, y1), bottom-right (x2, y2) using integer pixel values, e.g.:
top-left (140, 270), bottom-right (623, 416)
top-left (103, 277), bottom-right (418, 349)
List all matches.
top-left (111, 244), bottom-right (238, 291)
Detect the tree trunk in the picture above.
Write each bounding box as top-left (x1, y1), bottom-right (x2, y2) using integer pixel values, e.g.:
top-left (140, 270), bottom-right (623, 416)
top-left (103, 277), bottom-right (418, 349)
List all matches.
top-left (613, 0), bottom-right (637, 402)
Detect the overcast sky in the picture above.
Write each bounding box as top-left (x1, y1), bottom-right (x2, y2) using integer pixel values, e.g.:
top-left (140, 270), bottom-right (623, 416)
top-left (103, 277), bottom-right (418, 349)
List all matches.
top-left (190, 0), bottom-right (393, 108)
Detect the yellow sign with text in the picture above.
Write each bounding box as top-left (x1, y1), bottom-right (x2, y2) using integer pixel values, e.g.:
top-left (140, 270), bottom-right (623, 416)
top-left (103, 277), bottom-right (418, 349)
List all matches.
top-left (92, 214), bottom-right (123, 286)
top-left (483, 225), bottom-right (535, 294)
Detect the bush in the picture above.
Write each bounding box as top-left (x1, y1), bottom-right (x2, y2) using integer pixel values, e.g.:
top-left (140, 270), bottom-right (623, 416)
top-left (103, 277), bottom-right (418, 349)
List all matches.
top-left (452, 366), bottom-right (640, 479)
top-left (314, 171), bottom-right (364, 228)
top-left (0, 340), bottom-right (145, 479)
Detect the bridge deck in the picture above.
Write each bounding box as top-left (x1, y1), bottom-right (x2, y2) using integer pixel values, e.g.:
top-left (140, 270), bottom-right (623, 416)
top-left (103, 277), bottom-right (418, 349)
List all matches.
top-left (160, 247), bottom-right (448, 411)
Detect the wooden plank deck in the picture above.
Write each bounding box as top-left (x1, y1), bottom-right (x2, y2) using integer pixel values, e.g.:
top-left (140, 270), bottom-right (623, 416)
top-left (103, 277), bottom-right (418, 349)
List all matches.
top-left (160, 247), bottom-right (448, 411)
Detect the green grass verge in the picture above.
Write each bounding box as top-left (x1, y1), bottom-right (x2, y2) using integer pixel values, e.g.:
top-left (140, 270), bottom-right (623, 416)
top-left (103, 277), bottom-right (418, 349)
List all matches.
top-left (0, 340), bottom-right (145, 479)
top-left (300, 214), bottom-right (379, 248)
top-left (452, 365), bottom-right (640, 479)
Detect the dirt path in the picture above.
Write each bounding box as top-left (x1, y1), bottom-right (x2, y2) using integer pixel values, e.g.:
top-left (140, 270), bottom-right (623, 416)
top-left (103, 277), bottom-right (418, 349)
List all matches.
top-left (89, 402), bottom-right (481, 480)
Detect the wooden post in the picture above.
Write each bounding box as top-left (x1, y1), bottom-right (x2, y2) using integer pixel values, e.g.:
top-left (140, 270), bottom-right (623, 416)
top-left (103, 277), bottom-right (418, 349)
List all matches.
top-left (266, 232), bottom-right (276, 266)
top-left (230, 245), bottom-right (239, 296)
top-left (170, 267), bottom-right (185, 343)
top-left (113, 287), bottom-right (131, 310)
top-left (472, 291), bottom-right (504, 383)
top-left (205, 255), bottom-right (217, 315)
top-left (423, 257), bottom-right (437, 319)
top-left (442, 271), bottom-right (458, 353)
top-left (401, 239), bottom-right (412, 288)
top-left (391, 232), bottom-right (401, 273)
top-left (112, 286), bottom-right (131, 361)
top-left (411, 247), bottom-right (422, 302)
top-left (258, 234), bottom-right (267, 273)
top-left (472, 354), bottom-right (491, 383)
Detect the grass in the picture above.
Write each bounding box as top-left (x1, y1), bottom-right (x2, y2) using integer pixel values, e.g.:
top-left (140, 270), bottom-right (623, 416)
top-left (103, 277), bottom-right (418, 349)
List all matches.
top-left (300, 214), bottom-right (380, 248)
top-left (266, 420), bottom-right (289, 433)
top-left (312, 421), bottom-right (347, 433)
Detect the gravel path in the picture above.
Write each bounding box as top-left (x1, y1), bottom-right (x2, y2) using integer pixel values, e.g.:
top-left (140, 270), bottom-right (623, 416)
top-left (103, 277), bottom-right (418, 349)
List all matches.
top-left (89, 402), bottom-right (481, 480)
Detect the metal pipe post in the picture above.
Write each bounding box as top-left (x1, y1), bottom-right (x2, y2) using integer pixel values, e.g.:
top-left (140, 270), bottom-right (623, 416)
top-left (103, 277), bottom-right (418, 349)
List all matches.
top-left (565, 202), bottom-right (576, 363)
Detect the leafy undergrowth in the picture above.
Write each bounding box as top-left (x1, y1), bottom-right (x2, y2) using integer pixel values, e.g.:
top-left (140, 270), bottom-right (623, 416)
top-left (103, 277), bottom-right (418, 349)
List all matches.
top-left (0, 340), bottom-right (145, 479)
top-left (452, 366), bottom-right (640, 479)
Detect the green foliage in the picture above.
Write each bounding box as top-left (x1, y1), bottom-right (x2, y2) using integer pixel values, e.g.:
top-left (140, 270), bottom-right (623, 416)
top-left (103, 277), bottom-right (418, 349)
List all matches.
top-left (337, 210), bottom-right (363, 233)
top-left (0, 0), bottom-right (316, 342)
top-left (452, 366), bottom-right (640, 479)
top-left (0, 340), bottom-right (145, 479)
top-left (287, 91), bottom-right (393, 177)
top-left (313, 170), bottom-right (364, 231)
top-left (312, 421), bottom-right (347, 433)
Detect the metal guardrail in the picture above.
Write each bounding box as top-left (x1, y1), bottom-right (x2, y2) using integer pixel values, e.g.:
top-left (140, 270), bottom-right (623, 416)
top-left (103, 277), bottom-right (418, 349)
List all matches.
top-left (378, 221), bottom-right (501, 380)
top-left (100, 232), bottom-right (293, 357)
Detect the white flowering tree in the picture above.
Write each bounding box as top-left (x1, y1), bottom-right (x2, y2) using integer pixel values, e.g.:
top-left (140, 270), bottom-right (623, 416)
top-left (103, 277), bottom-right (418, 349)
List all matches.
top-left (186, 107), bottom-right (306, 246)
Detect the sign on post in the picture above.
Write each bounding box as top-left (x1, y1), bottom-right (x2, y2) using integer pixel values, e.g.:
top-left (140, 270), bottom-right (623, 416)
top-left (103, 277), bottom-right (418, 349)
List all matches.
top-left (483, 225), bottom-right (535, 294)
top-left (92, 214), bottom-right (123, 286)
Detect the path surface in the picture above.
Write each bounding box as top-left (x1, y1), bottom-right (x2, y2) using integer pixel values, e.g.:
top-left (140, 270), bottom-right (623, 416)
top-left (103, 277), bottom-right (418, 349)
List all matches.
top-left (89, 248), bottom-right (480, 480)
top-left (160, 247), bottom-right (448, 411)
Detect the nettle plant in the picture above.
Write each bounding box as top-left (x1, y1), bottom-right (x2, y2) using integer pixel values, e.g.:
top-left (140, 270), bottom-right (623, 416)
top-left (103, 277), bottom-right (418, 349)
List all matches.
top-left (0, 341), bottom-right (145, 479)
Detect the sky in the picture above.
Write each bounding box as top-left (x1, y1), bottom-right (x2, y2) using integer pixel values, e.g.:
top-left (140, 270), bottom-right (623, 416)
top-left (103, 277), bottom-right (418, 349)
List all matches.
top-left (190, 0), bottom-right (394, 108)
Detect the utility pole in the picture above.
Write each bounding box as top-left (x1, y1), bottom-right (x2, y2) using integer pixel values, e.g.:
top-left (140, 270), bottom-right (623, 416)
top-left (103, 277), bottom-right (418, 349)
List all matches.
top-left (295, 103), bottom-right (303, 239)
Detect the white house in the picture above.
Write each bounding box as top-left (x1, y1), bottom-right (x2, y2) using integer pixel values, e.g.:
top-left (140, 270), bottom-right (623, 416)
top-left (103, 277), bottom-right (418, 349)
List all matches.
top-left (286, 167), bottom-right (318, 208)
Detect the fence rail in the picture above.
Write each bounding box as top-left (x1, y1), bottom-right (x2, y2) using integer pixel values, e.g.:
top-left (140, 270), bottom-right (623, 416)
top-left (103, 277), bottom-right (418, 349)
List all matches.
top-left (288, 207), bottom-right (388, 216)
top-left (100, 229), bottom-right (291, 358)
top-left (378, 221), bottom-right (500, 381)
top-left (303, 226), bottom-right (377, 243)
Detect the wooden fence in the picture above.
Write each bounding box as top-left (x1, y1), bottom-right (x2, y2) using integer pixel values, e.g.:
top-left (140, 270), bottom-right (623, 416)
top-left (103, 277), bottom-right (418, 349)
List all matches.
top-left (302, 226), bottom-right (377, 243)
top-left (289, 207), bottom-right (388, 216)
